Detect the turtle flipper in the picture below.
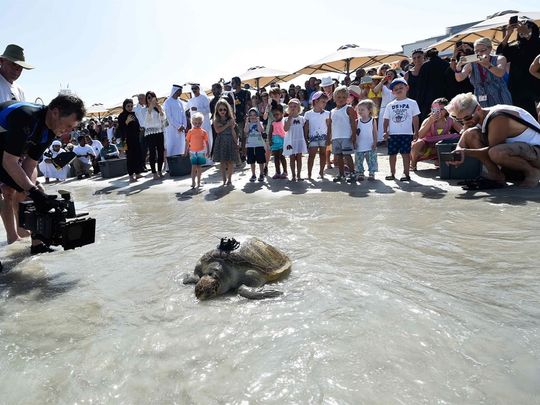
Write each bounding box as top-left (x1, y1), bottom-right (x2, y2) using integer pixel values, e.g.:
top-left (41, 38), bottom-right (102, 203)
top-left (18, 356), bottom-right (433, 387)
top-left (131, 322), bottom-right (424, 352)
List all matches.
top-left (238, 285), bottom-right (283, 300)
top-left (183, 273), bottom-right (200, 284)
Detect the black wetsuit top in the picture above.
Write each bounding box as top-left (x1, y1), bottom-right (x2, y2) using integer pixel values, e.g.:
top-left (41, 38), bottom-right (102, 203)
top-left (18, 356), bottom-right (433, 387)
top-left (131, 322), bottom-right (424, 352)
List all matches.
top-left (0, 101), bottom-right (55, 190)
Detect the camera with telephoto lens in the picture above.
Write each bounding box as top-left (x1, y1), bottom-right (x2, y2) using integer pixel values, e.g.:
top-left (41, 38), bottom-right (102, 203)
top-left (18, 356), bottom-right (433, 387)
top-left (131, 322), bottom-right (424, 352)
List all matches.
top-left (19, 190), bottom-right (96, 250)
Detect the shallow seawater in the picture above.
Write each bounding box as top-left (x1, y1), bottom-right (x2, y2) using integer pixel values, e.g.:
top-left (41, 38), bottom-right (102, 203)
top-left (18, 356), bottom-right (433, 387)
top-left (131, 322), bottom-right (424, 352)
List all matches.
top-left (1, 174), bottom-right (539, 404)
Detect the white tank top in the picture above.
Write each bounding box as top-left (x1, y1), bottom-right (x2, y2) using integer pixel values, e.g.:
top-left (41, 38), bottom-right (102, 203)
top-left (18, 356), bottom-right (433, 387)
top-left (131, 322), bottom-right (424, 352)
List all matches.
top-left (356, 117), bottom-right (375, 152)
top-left (482, 105), bottom-right (540, 146)
top-left (331, 105), bottom-right (352, 139)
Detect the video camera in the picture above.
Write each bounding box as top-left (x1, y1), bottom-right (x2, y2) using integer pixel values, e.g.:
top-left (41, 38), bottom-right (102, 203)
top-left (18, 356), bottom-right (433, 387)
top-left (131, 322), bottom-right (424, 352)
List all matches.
top-left (19, 190), bottom-right (96, 250)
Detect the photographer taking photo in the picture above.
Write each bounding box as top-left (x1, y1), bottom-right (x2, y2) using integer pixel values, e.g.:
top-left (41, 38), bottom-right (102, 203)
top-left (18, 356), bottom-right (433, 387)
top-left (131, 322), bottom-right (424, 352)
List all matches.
top-left (0, 94), bottom-right (86, 254)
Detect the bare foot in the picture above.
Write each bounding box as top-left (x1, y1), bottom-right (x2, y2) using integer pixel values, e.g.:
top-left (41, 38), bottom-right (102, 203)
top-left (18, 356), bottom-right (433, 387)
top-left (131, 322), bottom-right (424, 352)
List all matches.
top-left (519, 169), bottom-right (540, 188)
top-left (18, 228), bottom-right (31, 238)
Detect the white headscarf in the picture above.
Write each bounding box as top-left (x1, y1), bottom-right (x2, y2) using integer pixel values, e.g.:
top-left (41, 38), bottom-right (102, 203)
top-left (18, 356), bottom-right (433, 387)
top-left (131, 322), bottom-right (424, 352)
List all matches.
top-left (51, 140), bottom-right (62, 147)
top-left (169, 84), bottom-right (182, 97)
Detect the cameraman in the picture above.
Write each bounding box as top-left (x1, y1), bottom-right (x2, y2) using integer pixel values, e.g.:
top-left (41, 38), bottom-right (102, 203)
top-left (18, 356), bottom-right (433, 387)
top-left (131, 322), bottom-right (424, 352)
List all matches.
top-left (0, 94), bottom-right (85, 254)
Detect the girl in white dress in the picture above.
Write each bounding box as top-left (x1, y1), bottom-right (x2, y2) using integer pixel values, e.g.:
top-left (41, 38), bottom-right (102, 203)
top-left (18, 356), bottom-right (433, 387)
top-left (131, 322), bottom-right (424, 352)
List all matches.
top-left (283, 98), bottom-right (307, 181)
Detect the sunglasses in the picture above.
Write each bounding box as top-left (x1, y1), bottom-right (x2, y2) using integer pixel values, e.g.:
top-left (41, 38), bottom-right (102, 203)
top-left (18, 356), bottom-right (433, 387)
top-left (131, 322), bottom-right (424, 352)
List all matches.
top-left (218, 108), bottom-right (227, 112)
top-left (451, 112), bottom-right (475, 124)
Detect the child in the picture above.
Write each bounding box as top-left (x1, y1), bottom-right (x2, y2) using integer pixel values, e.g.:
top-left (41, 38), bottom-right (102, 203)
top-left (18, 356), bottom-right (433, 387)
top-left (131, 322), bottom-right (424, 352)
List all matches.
top-left (283, 99), bottom-right (307, 181)
top-left (212, 99), bottom-right (238, 186)
top-left (263, 88), bottom-right (286, 169)
top-left (269, 101), bottom-right (288, 179)
top-left (244, 107), bottom-right (267, 182)
top-left (373, 69), bottom-right (398, 143)
top-left (355, 99), bottom-right (378, 181)
top-left (304, 91), bottom-right (330, 179)
top-left (184, 112), bottom-right (209, 188)
top-left (383, 78), bottom-right (420, 181)
top-left (330, 86), bottom-right (357, 182)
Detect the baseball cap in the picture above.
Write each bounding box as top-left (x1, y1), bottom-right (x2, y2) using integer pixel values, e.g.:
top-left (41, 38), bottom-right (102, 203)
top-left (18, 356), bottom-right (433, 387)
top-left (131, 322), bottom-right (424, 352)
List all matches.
top-left (389, 78), bottom-right (408, 90)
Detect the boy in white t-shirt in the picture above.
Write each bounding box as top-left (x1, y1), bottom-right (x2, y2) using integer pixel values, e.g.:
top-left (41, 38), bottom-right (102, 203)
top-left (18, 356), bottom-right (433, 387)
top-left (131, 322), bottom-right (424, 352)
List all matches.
top-left (383, 78), bottom-right (420, 181)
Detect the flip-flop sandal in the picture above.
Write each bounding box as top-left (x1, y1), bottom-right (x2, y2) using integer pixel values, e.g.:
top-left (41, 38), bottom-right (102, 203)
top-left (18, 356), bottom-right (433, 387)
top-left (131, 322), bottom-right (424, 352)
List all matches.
top-left (457, 175), bottom-right (488, 186)
top-left (399, 175), bottom-right (411, 181)
top-left (462, 177), bottom-right (505, 190)
top-left (385, 175), bottom-right (395, 180)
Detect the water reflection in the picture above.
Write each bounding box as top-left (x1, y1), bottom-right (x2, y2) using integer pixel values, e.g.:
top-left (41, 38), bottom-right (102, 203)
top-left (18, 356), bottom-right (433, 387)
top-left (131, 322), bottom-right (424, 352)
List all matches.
top-left (0, 175), bottom-right (538, 403)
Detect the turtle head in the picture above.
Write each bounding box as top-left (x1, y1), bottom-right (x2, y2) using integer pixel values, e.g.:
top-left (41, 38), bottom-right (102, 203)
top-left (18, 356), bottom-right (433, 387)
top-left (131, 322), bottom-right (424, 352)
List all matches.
top-left (195, 275), bottom-right (220, 300)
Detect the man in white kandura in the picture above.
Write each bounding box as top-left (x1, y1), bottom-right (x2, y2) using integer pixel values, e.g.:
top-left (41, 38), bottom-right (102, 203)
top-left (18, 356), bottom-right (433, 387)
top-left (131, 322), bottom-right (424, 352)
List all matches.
top-left (163, 84), bottom-right (187, 156)
top-left (187, 83), bottom-right (213, 164)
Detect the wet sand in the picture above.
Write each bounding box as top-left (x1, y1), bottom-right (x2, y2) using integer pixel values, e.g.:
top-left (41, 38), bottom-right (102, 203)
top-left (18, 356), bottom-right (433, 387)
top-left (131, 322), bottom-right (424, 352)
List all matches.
top-left (1, 152), bottom-right (539, 404)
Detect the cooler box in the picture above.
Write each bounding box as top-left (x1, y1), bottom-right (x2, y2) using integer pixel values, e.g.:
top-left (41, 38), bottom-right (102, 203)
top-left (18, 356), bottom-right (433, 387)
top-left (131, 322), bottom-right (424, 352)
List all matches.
top-left (436, 140), bottom-right (482, 180)
top-left (99, 158), bottom-right (128, 178)
top-left (167, 155), bottom-right (191, 177)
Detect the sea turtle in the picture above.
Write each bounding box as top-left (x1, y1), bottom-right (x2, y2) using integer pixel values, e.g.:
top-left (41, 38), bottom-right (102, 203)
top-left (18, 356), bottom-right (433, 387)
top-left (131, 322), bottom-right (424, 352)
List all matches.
top-left (183, 237), bottom-right (291, 300)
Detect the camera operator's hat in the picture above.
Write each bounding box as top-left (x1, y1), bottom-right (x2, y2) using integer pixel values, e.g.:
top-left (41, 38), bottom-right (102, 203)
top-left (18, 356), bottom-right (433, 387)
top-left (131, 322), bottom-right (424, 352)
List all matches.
top-left (0, 44), bottom-right (34, 69)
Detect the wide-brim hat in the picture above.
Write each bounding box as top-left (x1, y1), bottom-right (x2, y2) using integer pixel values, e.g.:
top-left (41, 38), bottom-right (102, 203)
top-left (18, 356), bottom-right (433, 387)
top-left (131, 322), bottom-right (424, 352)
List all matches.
top-left (0, 44), bottom-right (34, 69)
top-left (320, 76), bottom-right (334, 88)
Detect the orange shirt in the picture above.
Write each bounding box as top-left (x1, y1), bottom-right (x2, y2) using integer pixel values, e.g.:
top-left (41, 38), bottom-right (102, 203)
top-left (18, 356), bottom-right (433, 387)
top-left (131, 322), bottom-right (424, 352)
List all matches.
top-left (186, 128), bottom-right (208, 152)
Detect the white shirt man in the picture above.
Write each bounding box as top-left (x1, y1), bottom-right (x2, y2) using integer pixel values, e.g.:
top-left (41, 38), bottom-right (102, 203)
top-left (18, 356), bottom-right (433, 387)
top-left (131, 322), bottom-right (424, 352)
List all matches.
top-left (0, 44), bottom-right (34, 245)
top-left (163, 85), bottom-right (187, 156)
top-left (134, 94), bottom-right (147, 128)
top-left (0, 73), bottom-right (24, 101)
top-left (0, 44), bottom-right (31, 103)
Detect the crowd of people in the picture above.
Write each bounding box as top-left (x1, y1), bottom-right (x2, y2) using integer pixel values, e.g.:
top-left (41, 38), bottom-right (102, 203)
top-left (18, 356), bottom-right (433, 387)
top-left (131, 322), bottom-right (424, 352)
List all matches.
top-left (1, 16), bottom-right (540, 253)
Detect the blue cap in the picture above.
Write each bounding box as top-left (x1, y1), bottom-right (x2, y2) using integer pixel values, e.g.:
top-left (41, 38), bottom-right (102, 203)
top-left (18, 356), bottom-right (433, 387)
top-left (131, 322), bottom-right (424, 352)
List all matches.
top-left (389, 78), bottom-right (408, 90)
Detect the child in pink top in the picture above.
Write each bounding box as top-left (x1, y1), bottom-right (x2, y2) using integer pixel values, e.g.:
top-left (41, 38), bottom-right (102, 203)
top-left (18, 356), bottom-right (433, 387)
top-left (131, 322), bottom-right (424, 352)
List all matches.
top-left (269, 101), bottom-right (288, 179)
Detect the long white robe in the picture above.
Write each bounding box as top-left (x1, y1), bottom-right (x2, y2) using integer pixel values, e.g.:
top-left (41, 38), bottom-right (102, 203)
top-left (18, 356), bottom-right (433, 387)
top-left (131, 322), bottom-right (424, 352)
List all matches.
top-left (39, 147), bottom-right (71, 180)
top-left (187, 94), bottom-right (213, 150)
top-left (163, 96), bottom-right (187, 156)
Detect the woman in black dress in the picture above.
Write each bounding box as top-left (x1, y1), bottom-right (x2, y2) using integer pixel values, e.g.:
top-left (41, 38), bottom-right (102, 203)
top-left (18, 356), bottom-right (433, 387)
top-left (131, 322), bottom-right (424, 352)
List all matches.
top-left (117, 99), bottom-right (144, 181)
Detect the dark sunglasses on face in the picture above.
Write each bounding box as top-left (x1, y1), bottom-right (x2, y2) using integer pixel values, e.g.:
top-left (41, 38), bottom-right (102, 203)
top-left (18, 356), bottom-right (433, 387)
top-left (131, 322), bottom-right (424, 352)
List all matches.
top-left (218, 108), bottom-right (227, 112)
top-left (451, 113), bottom-right (474, 124)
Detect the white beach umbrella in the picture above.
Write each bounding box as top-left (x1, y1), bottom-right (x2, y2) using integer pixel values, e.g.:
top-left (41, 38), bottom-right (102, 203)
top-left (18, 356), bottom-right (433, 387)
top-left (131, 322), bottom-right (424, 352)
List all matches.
top-left (86, 103), bottom-right (108, 119)
top-left (238, 66), bottom-right (299, 89)
top-left (430, 11), bottom-right (540, 52)
top-left (294, 44), bottom-right (405, 76)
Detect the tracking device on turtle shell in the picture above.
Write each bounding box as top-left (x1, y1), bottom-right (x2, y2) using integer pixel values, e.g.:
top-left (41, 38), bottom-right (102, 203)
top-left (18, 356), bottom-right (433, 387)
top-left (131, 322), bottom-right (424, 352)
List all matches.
top-left (509, 16), bottom-right (518, 25)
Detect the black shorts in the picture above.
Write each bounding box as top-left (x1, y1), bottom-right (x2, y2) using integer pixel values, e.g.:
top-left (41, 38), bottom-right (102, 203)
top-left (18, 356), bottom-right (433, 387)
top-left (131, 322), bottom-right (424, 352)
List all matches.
top-left (246, 147), bottom-right (266, 164)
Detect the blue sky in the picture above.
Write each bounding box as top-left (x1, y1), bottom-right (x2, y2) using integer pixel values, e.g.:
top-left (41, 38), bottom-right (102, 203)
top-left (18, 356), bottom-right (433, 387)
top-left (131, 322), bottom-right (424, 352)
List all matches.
top-left (1, 0), bottom-right (538, 107)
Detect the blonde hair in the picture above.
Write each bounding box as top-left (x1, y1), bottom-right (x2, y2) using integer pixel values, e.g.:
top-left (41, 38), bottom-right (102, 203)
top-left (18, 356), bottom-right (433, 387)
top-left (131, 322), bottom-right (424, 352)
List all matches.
top-left (357, 99), bottom-right (375, 113)
top-left (212, 99), bottom-right (234, 123)
top-left (286, 98), bottom-right (303, 114)
top-left (333, 85), bottom-right (349, 98)
top-left (447, 93), bottom-right (479, 115)
top-left (474, 37), bottom-right (492, 49)
top-left (191, 112), bottom-right (204, 124)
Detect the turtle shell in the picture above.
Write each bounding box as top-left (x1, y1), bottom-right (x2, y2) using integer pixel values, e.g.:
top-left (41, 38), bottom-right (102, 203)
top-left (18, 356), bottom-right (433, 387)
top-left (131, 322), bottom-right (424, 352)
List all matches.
top-left (207, 237), bottom-right (291, 281)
